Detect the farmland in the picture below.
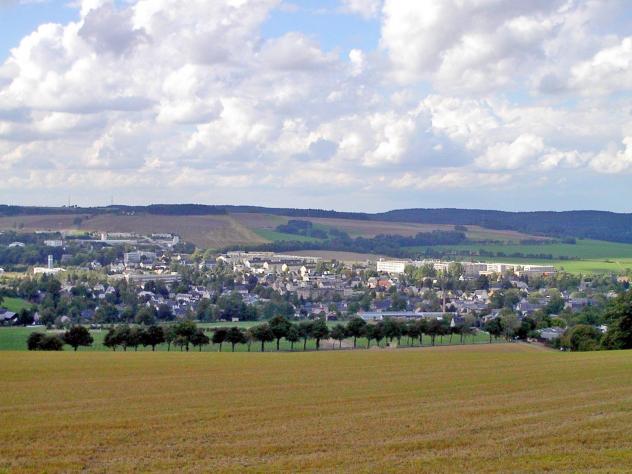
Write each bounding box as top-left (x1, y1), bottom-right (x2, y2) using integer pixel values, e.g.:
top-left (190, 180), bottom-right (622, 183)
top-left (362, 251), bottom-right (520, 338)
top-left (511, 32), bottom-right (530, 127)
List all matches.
top-left (2, 345), bottom-right (632, 472)
top-left (428, 239), bottom-right (632, 260)
top-left (232, 212), bottom-right (546, 242)
top-left (0, 211), bottom-right (551, 251)
top-left (404, 239), bottom-right (632, 274)
top-left (3, 210), bottom-right (632, 273)
top-left (0, 213), bottom-right (267, 249)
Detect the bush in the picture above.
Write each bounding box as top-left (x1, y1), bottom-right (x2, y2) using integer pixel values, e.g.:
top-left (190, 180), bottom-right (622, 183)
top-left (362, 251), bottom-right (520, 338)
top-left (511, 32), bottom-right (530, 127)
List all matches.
top-left (27, 332), bottom-right (64, 351)
top-left (562, 325), bottom-right (602, 352)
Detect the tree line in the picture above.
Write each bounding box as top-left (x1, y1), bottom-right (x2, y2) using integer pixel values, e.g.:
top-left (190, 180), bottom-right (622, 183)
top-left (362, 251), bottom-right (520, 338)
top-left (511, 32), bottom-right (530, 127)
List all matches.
top-left (26, 315), bottom-right (504, 352)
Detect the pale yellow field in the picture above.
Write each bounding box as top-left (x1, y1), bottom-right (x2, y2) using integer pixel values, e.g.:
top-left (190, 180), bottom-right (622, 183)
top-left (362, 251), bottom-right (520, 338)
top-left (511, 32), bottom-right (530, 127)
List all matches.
top-left (0, 213), bottom-right (266, 249)
top-left (2, 344), bottom-right (632, 473)
top-left (233, 213), bottom-right (546, 242)
top-left (0, 211), bottom-right (546, 249)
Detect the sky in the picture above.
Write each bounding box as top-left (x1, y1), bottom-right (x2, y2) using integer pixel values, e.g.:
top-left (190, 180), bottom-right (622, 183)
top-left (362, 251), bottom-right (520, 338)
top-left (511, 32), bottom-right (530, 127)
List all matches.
top-left (0, 0), bottom-right (631, 212)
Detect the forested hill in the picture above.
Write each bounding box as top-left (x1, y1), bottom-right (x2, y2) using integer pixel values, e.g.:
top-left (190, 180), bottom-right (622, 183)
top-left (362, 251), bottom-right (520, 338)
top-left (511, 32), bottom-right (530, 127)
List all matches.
top-left (2, 204), bottom-right (632, 243)
top-left (373, 209), bottom-right (632, 243)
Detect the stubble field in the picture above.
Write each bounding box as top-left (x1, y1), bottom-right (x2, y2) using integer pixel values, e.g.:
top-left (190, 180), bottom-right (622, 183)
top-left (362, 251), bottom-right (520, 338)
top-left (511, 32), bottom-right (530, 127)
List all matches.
top-left (2, 344), bottom-right (632, 473)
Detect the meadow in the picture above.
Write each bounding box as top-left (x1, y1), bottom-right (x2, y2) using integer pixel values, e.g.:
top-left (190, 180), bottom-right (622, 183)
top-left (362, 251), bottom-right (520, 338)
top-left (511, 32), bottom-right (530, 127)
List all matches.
top-left (431, 239), bottom-right (632, 260)
top-left (0, 296), bottom-right (32, 313)
top-left (2, 345), bottom-right (632, 472)
top-left (405, 238), bottom-right (632, 274)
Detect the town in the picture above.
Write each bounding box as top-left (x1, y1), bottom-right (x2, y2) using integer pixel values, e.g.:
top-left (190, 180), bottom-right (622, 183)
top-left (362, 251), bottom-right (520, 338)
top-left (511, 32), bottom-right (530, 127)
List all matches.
top-left (1, 229), bottom-right (626, 352)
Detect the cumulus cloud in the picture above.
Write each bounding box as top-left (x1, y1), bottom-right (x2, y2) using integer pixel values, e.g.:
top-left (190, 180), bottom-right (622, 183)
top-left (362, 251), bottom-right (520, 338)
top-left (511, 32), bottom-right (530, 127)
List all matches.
top-left (476, 134), bottom-right (545, 170)
top-left (590, 137), bottom-right (632, 174)
top-left (0, 0), bottom-right (631, 209)
top-left (569, 37), bottom-right (632, 96)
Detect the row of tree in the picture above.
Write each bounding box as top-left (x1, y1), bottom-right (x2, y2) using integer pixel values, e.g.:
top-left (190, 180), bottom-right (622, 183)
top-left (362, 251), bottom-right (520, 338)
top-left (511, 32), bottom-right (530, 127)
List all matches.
top-left (27, 315), bottom-right (507, 352)
top-left (27, 326), bottom-right (94, 351)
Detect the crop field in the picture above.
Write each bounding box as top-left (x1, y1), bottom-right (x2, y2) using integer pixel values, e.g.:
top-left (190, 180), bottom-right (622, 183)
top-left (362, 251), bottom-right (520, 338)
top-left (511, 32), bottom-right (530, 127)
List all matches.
top-left (0, 327), bottom-right (495, 352)
top-left (0, 214), bottom-right (91, 231)
top-left (0, 213), bottom-right (267, 249)
top-left (2, 345), bottom-right (632, 472)
top-left (231, 213), bottom-right (545, 242)
top-left (80, 214), bottom-right (266, 249)
top-left (0, 211), bottom-right (547, 250)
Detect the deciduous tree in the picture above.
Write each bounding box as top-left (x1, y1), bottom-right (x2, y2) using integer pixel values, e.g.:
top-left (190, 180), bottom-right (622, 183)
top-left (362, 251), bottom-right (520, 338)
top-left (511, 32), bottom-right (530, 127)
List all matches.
top-left (330, 324), bottom-right (347, 349)
top-left (225, 327), bottom-right (246, 352)
top-left (310, 319), bottom-right (330, 350)
top-left (141, 325), bottom-right (165, 351)
top-left (269, 315), bottom-right (291, 351)
top-left (212, 328), bottom-right (228, 352)
top-left (191, 329), bottom-right (210, 352)
top-left (63, 326), bottom-right (93, 351)
top-left (251, 323), bottom-right (274, 352)
top-left (346, 317), bottom-right (367, 349)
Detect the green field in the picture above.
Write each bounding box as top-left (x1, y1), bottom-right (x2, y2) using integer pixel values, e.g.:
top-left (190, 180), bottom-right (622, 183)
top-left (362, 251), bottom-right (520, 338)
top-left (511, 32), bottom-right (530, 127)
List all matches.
top-left (2, 345), bottom-right (632, 472)
top-left (405, 239), bottom-right (632, 274)
top-left (432, 239), bottom-right (632, 259)
top-left (0, 326), bottom-right (496, 352)
top-left (0, 296), bottom-right (32, 313)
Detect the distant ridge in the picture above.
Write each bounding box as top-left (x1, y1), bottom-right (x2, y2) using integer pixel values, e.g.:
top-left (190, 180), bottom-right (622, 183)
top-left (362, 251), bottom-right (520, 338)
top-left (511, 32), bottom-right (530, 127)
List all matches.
top-left (1, 204), bottom-right (632, 243)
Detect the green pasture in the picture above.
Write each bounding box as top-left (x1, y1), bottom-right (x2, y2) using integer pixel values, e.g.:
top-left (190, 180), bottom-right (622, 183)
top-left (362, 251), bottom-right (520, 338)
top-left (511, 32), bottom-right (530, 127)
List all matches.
top-left (404, 239), bottom-right (632, 274)
top-left (0, 297), bottom-right (33, 313)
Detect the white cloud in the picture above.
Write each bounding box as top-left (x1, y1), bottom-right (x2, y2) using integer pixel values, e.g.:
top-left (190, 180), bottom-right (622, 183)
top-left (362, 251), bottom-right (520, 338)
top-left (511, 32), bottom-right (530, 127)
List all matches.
top-left (340, 0), bottom-right (381, 19)
top-left (0, 0), bottom-right (631, 208)
top-left (391, 170), bottom-right (510, 190)
top-left (476, 134), bottom-right (545, 170)
top-left (570, 37), bottom-right (632, 95)
top-left (590, 137), bottom-right (632, 174)
top-left (259, 33), bottom-right (337, 71)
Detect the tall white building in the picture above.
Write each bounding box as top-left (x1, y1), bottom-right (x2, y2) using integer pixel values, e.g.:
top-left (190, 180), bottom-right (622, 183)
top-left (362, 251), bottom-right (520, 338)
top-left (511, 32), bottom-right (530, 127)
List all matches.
top-left (376, 259), bottom-right (408, 274)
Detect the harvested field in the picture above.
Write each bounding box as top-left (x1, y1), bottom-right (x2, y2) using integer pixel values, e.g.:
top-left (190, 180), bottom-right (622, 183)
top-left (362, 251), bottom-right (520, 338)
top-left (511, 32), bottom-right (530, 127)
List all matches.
top-left (2, 345), bottom-right (632, 472)
top-left (0, 214), bottom-right (90, 231)
top-left (0, 212), bottom-right (546, 249)
top-left (232, 213), bottom-right (547, 242)
top-left (81, 214), bottom-right (265, 249)
top-left (0, 213), bottom-right (266, 249)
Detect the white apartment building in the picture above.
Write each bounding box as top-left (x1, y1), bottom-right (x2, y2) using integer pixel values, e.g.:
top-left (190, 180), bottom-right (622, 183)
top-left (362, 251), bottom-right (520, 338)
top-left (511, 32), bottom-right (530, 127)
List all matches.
top-left (376, 259), bottom-right (408, 274)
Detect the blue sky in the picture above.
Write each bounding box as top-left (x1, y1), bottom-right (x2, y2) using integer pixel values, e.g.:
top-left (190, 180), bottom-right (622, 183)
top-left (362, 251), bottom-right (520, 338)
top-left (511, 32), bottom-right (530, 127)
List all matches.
top-left (0, 1), bottom-right (77, 61)
top-left (261, 0), bottom-right (380, 54)
top-left (0, 1), bottom-right (631, 212)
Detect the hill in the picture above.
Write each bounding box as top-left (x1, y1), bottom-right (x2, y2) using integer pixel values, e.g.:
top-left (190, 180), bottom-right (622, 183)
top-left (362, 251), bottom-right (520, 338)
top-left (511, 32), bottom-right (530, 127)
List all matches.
top-left (0, 208), bottom-right (544, 249)
top-left (2, 204), bottom-right (632, 243)
top-left (375, 208), bottom-right (632, 244)
top-left (2, 345), bottom-right (632, 472)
